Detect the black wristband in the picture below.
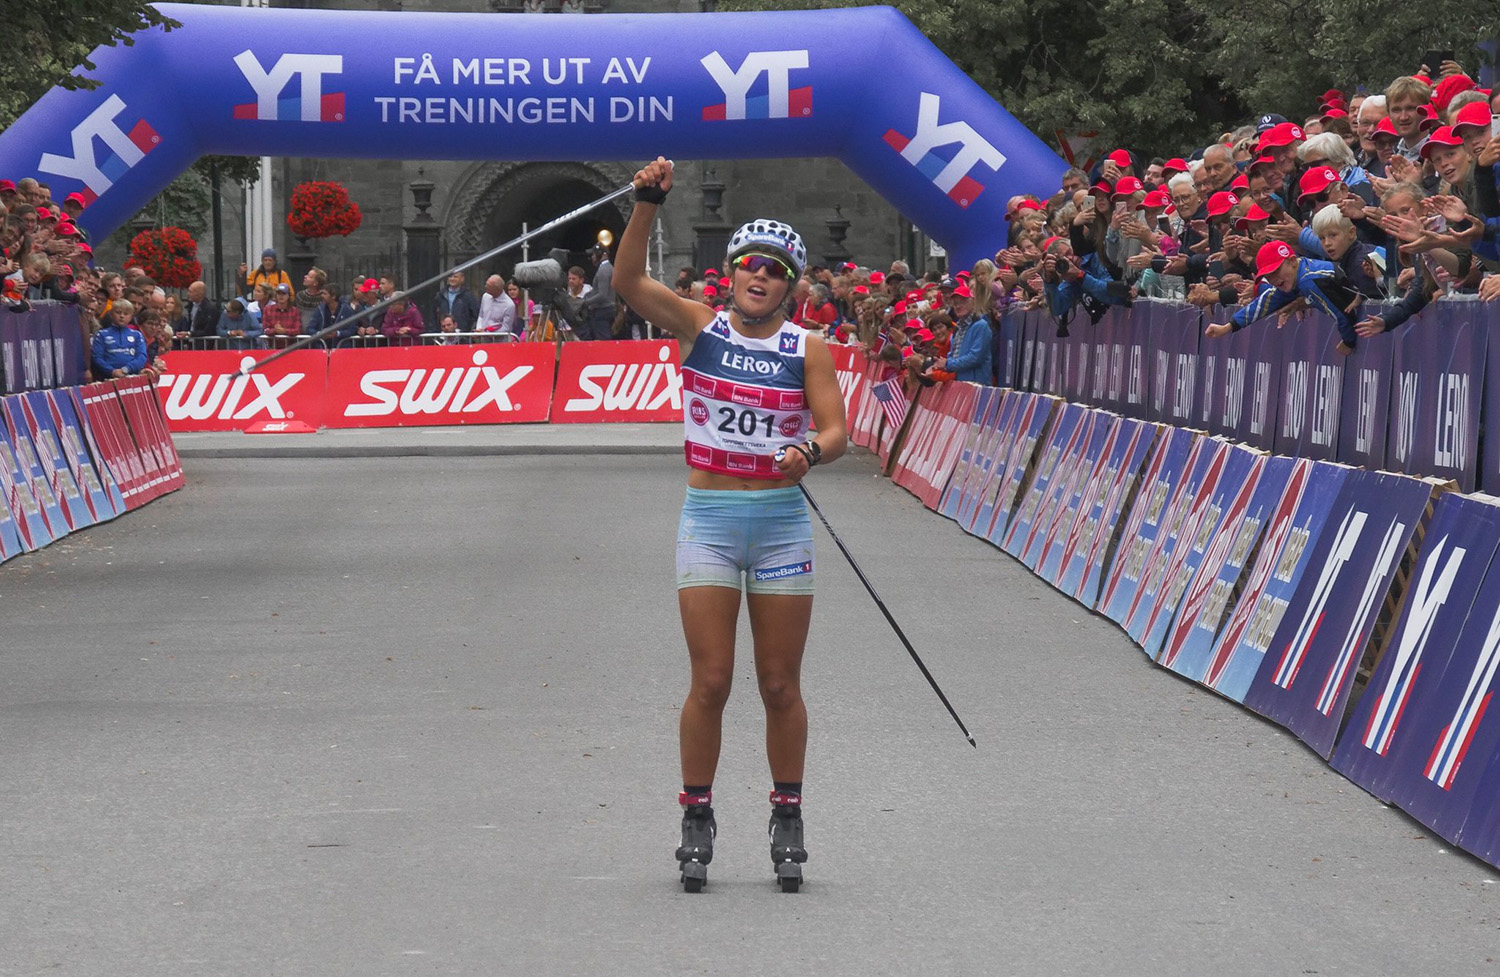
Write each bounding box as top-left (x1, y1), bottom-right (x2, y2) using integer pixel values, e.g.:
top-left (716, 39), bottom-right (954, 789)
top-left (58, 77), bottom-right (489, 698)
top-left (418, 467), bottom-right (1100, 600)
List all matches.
top-left (634, 184), bottom-right (669, 205)
top-left (790, 443), bottom-right (815, 468)
top-left (803, 440), bottom-right (822, 465)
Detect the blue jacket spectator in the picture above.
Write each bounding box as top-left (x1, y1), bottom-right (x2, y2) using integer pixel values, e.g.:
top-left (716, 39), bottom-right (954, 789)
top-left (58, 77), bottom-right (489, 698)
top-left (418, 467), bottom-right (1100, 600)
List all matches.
top-left (216, 300), bottom-right (263, 350)
top-left (92, 302), bottom-right (148, 377)
top-left (1209, 241), bottom-right (1365, 349)
top-left (944, 314), bottom-right (993, 384)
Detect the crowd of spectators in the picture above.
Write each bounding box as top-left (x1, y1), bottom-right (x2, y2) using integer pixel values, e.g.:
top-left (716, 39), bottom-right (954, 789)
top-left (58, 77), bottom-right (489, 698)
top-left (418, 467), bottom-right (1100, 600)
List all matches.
top-left (659, 59), bottom-right (1500, 396)
top-left (9, 59), bottom-right (1499, 385)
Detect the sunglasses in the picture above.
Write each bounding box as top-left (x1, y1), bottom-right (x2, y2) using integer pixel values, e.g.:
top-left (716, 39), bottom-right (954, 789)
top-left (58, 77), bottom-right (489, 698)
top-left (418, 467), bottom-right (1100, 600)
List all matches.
top-left (732, 252), bottom-right (795, 280)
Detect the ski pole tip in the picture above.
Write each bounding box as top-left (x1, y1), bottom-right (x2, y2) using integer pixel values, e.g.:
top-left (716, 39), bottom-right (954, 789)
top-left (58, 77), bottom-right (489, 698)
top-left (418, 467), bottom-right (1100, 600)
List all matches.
top-left (967, 735), bottom-right (977, 748)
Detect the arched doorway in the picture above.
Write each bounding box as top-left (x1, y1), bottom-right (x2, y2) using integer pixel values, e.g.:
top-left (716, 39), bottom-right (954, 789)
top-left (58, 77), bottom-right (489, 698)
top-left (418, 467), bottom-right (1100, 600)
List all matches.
top-left (443, 161), bottom-right (635, 287)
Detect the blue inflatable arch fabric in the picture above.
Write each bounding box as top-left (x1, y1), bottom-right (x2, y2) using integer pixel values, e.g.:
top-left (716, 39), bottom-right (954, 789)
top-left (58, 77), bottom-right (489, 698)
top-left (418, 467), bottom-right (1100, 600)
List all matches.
top-left (0, 3), bottom-right (1065, 269)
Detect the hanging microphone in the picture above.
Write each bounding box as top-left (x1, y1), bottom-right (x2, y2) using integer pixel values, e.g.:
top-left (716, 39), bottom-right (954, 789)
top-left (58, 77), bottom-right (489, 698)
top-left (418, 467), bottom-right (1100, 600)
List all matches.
top-left (511, 248), bottom-right (571, 289)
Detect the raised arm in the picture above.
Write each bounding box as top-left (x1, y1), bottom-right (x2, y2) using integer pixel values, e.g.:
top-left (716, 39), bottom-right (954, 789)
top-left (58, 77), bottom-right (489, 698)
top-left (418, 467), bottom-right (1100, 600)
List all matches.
top-left (614, 157), bottom-right (716, 341)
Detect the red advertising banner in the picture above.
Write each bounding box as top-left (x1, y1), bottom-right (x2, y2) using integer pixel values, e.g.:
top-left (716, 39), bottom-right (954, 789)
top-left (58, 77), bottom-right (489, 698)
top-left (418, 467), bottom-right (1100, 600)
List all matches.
top-left (828, 343), bottom-right (867, 426)
top-left (550, 339), bottom-right (683, 423)
top-left (78, 382), bottom-right (153, 509)
top-left (115, 378), bottom-right (184, 496)
top-left (325, 344), bottom-right (554, 428)
top-left (157, 350), bottom-right (328, 432)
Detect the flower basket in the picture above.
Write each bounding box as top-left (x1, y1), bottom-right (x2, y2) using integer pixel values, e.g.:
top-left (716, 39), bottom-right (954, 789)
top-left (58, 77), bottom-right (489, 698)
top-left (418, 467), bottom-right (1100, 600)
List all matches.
top-left (287, 181), bottom-right (363, 240)
top-left (125, 226), bottom-right (201, 288)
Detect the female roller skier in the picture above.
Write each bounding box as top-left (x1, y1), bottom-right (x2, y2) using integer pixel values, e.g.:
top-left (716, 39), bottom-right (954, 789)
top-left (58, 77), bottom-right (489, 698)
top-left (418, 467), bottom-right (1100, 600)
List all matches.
top-left (614, 157), bottom-right (848, 893)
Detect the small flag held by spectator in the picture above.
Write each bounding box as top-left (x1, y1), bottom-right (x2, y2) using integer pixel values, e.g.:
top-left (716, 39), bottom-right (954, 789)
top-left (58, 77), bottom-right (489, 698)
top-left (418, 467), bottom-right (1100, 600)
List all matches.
top-left (871, 376), bottom-right (909, 430)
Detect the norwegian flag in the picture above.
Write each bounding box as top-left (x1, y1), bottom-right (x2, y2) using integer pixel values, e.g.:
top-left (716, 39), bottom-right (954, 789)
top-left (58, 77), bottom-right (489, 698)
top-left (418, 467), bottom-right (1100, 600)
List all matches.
top-left (872, 333), bottom-right (890, 356)
top-left (870, 377), bottom-right (909, 430)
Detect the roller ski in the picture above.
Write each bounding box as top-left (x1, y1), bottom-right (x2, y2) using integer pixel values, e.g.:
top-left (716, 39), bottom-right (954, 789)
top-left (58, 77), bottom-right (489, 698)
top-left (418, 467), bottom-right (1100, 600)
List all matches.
top-left (768, 792), bottom-right (807, 893)
top-left (675, 792), bottom-right (715, 893)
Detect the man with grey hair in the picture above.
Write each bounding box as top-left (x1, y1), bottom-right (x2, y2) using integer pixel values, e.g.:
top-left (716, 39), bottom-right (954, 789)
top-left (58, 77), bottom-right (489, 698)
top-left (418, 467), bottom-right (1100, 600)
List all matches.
top-left (1355, 95), bottom-right (1388, 172)
top-left (1200, 143), bottom-right (1237, 195)
top-left (475, 273), bottom-right (517, 336)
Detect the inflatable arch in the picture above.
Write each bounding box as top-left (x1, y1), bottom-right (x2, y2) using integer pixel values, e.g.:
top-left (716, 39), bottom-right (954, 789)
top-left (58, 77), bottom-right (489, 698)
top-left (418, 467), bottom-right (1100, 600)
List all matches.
top-left (0, 3), bottom-right (1065, 268)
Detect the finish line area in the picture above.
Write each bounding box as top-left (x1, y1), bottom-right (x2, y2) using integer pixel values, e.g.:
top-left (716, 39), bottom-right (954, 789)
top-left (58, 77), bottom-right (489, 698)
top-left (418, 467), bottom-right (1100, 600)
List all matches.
top-left (1, 436), bottom-right (1495, 975)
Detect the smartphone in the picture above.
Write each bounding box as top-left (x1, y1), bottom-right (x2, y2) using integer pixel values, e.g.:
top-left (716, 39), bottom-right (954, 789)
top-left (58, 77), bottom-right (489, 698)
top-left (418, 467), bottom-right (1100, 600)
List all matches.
top-left (1491, 114), bottom-right (1500, 138)
top-left (1081, 196), bottom-right (1095, 211)
top-left (1423, 49), bottom-right (1455, 72)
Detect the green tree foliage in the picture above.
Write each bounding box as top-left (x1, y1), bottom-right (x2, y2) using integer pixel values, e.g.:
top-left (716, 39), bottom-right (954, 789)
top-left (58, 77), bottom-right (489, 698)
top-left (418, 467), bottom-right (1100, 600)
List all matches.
top-left (0, 0), bottom-right (178, 129)
top-left (722, 0), bottom-right (1495, 157)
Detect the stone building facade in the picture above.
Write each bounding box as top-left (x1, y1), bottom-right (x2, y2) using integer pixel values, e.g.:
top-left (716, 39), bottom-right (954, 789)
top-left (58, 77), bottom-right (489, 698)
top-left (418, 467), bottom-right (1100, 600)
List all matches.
top-left (250, 0), bottom-right (934, 300)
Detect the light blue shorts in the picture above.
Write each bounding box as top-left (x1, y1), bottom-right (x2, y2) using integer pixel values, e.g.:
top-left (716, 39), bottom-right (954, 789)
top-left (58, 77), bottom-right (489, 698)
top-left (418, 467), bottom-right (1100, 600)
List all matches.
top-left (676, 487), bottom-right (815, 595)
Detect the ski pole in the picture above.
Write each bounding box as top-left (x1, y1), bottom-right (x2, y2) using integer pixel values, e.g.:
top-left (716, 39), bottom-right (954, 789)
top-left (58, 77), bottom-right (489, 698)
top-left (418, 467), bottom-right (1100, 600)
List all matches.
top-left (789, 471), bottom-right (977, 748)
top-left (237, 180), bottom-right (638, 375)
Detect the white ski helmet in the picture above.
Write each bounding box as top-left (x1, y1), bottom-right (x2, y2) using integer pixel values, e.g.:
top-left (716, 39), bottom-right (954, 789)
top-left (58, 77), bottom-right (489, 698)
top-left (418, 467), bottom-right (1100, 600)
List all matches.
top-left (725, 218), bottom-right (807, 278)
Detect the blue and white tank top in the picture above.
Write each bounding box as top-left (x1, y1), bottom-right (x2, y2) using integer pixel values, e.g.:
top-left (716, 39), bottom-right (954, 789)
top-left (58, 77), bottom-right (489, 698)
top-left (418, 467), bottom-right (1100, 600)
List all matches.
top-left (681, 312), bottom-right (811, 480)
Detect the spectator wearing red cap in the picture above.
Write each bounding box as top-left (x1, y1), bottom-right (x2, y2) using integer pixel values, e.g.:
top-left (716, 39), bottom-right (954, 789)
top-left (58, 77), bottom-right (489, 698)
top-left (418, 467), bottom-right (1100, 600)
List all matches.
top-left (1205, 239), bottom-right (1366, 351)
top-left (1298, 131), bottom-right (1375, 205)
top-left (1421, 126), bottom-right (1477, 202)
top-left (929, 281), bottom-right (993, 384)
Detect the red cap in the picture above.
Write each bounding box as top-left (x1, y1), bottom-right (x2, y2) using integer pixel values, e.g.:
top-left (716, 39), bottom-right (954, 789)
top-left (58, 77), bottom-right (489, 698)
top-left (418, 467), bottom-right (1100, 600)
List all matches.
top-left (1006, 199), bottom-right (1043, 221)
top-left (0, 179), bottom-right (14, 193)
top-left (1234, 204), bottom-right (1272, 229)
top-left (1140, 189), bottom-right (1170, 209)
top-left (1111, 176), bottom-right (1144, 198)
top-left (955, 271), bottom-right (971, 280)
top-left (1433, 74), bottom-right (1476, 111)
top-left (1452, 100), bottom-right (1492, 132)
top-left (76, 242), bottom-right (92, 254)
top-left (1206, 191), bottom-right (1239, 217)
top-left (55, 222), bottom-right (78, 237)
top-left (841, 261), bottom-right (857, 270)
top-left (1258, 122), bottom-right (1306, 150)
top-left (1041, 235), bottom-right (1061, 251)
top-left (905, 290), bottom-right (922, 302)
top-left (952, 283), bottom-right (973, 299)
top-left (1255, 240), bottom-right (1296, 278)
top-left (35, 207), bottom-right (53, 220)
top-left (1421, 125), bottom-right (1466, 157)
top-left (1297, 166), bottom-right (1340, 201)
top-left (703, 267), bottom-right (719, 276)
top-left (1318, 88), bottom-right (1345, 104)
top-left (1320, 98), bottom-right (1348, 113)
top-left (892, 300), bottom-right (906, 314)
top-left (852, 285), bottom-right (869, 295)
top-left (359, 277), bottom-right (380, 292)
top-left (53, 262), bottom-right (74, 277)
top-left (1414, 74), bottom-right (1432, 86)
top-left (1089, 181), bottom-right (1113, 200)
top-left (1419, 104), bottom-right (1441, 132)
top-left (1321, 107), bottom-right (1349, 120)
top-left (1248, 154), bottom-right (1279, 176)
top-left (63, 192), bottom-right (87, 207)
top-left (1105, 149), bottom-right (1133, 167)
top-left (1372, 116), bottom-right (1399, 139)
top-left (914, 328), bottom-right (935, 343)
top-left (1162, 158), bottom-right (1189, 176)
top-left (869, 271), bottom-right (885, 284)
top-left (1230, 173), bottom-right (1250, 192)
top-left (702, 285), bottom-right (717, 296)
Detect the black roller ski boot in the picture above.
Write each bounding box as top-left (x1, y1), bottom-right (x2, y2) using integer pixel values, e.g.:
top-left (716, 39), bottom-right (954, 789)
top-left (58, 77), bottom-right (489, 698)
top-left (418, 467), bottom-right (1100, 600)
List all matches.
top-left (768, 791), bottom-right (807, 892)
top-left (676, 792), bottom-right (715, 893)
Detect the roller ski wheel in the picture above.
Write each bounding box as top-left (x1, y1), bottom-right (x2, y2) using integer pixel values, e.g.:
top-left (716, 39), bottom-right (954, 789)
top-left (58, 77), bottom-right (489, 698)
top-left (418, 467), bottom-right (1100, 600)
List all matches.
top-left (676, 802), bottom-right (715, 894)
top-left (768, 801), bottom-right (807, 894)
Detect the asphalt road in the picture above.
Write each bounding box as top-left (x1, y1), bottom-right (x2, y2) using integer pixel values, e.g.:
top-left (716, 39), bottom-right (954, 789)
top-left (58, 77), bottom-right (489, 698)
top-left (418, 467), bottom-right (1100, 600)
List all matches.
top-left (2, 447), bottom-right (1497, 976)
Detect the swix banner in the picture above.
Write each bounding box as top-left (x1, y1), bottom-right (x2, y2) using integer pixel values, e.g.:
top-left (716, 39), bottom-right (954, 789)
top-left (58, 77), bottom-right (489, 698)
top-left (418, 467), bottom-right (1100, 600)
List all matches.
top-left (158, 349), bottom-right (327, 432)
top-left (327, 343), bottom-right (554, 428)
top-left (551, 339), bottom-right (683, 423)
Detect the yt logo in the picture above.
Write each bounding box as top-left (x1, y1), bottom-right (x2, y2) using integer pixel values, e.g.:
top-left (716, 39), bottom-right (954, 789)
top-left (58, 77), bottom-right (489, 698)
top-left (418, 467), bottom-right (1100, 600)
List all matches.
top-left (701, 50), bottom-right (811, 121)
top-left (883, 92), bottom-right (1007, 209)
top-left (37, 95), bottom-right (160, 205)
top-left (233, 50), bottom-right (345, 122)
